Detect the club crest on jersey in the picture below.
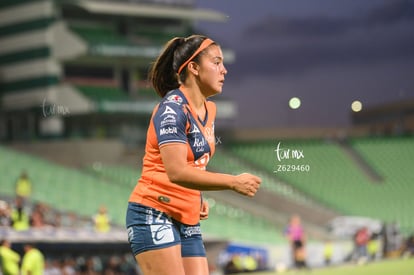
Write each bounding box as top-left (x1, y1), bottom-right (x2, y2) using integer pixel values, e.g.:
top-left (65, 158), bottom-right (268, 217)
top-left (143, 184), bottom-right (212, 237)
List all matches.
top-left (166, 94), bottom-right (183, 105)
top-left (204, 126), bottom-right (215, 143)
top-left (161, 106), bottom-right (177, 116)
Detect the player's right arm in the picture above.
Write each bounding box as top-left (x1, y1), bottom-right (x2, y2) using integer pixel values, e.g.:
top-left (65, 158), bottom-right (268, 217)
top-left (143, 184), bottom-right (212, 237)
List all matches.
top-left (160, 143), bottom-right (261, 197)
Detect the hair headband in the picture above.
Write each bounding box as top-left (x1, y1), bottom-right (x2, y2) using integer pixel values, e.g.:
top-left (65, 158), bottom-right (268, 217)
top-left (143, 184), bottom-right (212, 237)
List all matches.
top-left (177, 38), bottom-right (214, 74)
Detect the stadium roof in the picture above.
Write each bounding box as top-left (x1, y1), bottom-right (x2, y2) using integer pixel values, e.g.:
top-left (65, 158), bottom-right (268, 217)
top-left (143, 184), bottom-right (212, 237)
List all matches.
top-left (72, 0), bottom-right (229, 22)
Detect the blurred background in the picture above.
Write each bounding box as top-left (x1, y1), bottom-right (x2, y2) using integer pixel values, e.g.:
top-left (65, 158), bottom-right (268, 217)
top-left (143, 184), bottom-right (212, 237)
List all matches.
top-left (0, 0), bottom-right (413, 274)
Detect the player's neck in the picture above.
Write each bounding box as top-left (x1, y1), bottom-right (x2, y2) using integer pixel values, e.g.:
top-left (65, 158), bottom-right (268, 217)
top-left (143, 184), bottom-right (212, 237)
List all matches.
top-left (179, 84), bottom-right (207, 121)
top-left (179, 84), bottom-right (206, 109)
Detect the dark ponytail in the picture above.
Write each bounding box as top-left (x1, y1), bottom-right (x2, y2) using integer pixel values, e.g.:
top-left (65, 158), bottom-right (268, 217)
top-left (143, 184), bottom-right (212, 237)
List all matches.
top-left (149, 34), bottom-right (212, 97)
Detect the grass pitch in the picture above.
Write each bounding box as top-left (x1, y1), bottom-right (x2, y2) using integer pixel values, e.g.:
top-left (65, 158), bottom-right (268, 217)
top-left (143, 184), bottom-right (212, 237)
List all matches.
top-left (235, 258), bottom-right (414, 275)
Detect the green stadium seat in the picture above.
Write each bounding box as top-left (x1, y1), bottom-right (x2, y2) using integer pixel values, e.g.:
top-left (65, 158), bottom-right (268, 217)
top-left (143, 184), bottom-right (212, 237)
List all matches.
top-left (222, 137), bottom-right (414, 236)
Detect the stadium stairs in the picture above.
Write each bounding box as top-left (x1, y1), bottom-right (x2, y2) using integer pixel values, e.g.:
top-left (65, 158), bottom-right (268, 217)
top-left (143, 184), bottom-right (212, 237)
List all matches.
top-left (336, 139), bottom-right (383, 183)
top-left (8, 139), bottom-right (140, 169)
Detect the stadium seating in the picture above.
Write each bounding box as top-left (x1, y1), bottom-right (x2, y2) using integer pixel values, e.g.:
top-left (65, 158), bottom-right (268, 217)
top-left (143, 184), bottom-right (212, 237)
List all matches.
top-left (85, 163), bottom-right (141, 188)
top-left (0, 146), bottom-right (130, 225)
top-left (2, 136), bottom-right (411, 241)
top-left (0, 146), bottom-right (284, 243)
top-left (224, 137), bottom-right (414, 235)
top-left (208, 149), bottom-right (315, 206)
top-left (350, 137), bottom-right (414, 233)
top-left (201, 196), bottom-right (286, 244)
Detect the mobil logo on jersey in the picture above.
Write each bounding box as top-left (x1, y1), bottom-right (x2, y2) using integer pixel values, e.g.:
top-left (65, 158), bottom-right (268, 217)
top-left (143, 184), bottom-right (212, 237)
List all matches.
top-left (160, 126), bottom-right (177, 136)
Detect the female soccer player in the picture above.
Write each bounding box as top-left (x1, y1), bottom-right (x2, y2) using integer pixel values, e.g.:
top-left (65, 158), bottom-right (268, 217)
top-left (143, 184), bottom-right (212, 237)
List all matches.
top-left (126, 34), bottom-right (262, 275)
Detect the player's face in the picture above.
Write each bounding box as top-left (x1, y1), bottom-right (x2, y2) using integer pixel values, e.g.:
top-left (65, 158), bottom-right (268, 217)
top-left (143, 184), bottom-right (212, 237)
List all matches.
top-left (197, 45), bottom-right (227, 97)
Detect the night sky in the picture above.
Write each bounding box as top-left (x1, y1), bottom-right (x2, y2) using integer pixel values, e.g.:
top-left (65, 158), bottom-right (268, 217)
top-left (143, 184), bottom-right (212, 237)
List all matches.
top-left (195, 0), bottom-right (414, 128)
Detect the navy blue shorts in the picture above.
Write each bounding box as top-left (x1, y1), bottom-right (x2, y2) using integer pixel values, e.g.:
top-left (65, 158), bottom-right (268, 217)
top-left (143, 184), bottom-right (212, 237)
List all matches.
top-left (126, 202), bottom-right (206, 257)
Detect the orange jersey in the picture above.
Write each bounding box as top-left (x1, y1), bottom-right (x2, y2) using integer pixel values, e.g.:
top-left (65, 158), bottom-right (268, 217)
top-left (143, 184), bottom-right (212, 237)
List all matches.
top-left (129, 88), bottom-right (216, 225)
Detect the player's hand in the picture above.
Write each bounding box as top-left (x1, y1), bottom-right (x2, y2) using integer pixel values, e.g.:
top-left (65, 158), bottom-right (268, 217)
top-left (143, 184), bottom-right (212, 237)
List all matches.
top-left (200, 200), bottom-right (209, 220)
top-left (233, 173), bottom-right (261, 197)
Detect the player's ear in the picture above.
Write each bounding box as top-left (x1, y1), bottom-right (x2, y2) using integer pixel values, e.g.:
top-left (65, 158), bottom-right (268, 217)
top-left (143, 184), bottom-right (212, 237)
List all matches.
top-left (187, 61), bottom-right (199, 76)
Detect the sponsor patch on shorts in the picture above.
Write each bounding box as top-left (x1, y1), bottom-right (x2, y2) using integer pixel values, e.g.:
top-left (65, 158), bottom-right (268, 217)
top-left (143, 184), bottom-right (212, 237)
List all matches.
top-left (150, 224), bottom-right (175, 245)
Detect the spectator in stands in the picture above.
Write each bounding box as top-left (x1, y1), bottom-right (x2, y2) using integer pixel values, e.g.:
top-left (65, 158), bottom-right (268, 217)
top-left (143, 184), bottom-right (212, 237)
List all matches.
top-left (39, 202), bottom-right (58, 227)
top-left (21, 243), bottom-right (45, 275)
top-left (284, 214), bottom-right (308, 269)
top-left (323, 239), bottom-right (334, 266)
top-left (353, 226), bottom-right (370, 263)
top-left (61, 257), bottom-right (77, 275)
top-left (58, 211), bottom-right (80, 228)
top-left (126, 34), bottom-right (261, 275)
top-left (30, 210), bottom-right (45, 228)
top-left (223, 254), bottom-right (243, 274)
top-left (403, 234), bottom-right (414, 257)
top-left (93, 205), bottom-right (111, 233)
top-left (0, 239), bottom-right (21, 275)
top-left (78, 256), bottom-right (99, 275)
top-left (0, 200), bottom-right (11, 227)
top-left (44, 258), bottom-right (61, 275)
top-left (388, 222), bottom-right (404, 253)
top-left (30, 202), bottom-right (47, 229)
top-left (367, 232), bottom-right (380, 261)
top-left (10, 196), bottom-right (30, 231)
top-left (102, 255), bottom-right (122, 275)
top-left (30, 202), bottom-right (57, 229)
top-left (15, 170), bottom-right (32, 201)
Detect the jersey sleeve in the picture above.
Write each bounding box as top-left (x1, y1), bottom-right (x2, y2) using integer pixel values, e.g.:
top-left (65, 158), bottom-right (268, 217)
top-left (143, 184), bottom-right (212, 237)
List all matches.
top-left (152, 102), bottom-right (188, 146)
